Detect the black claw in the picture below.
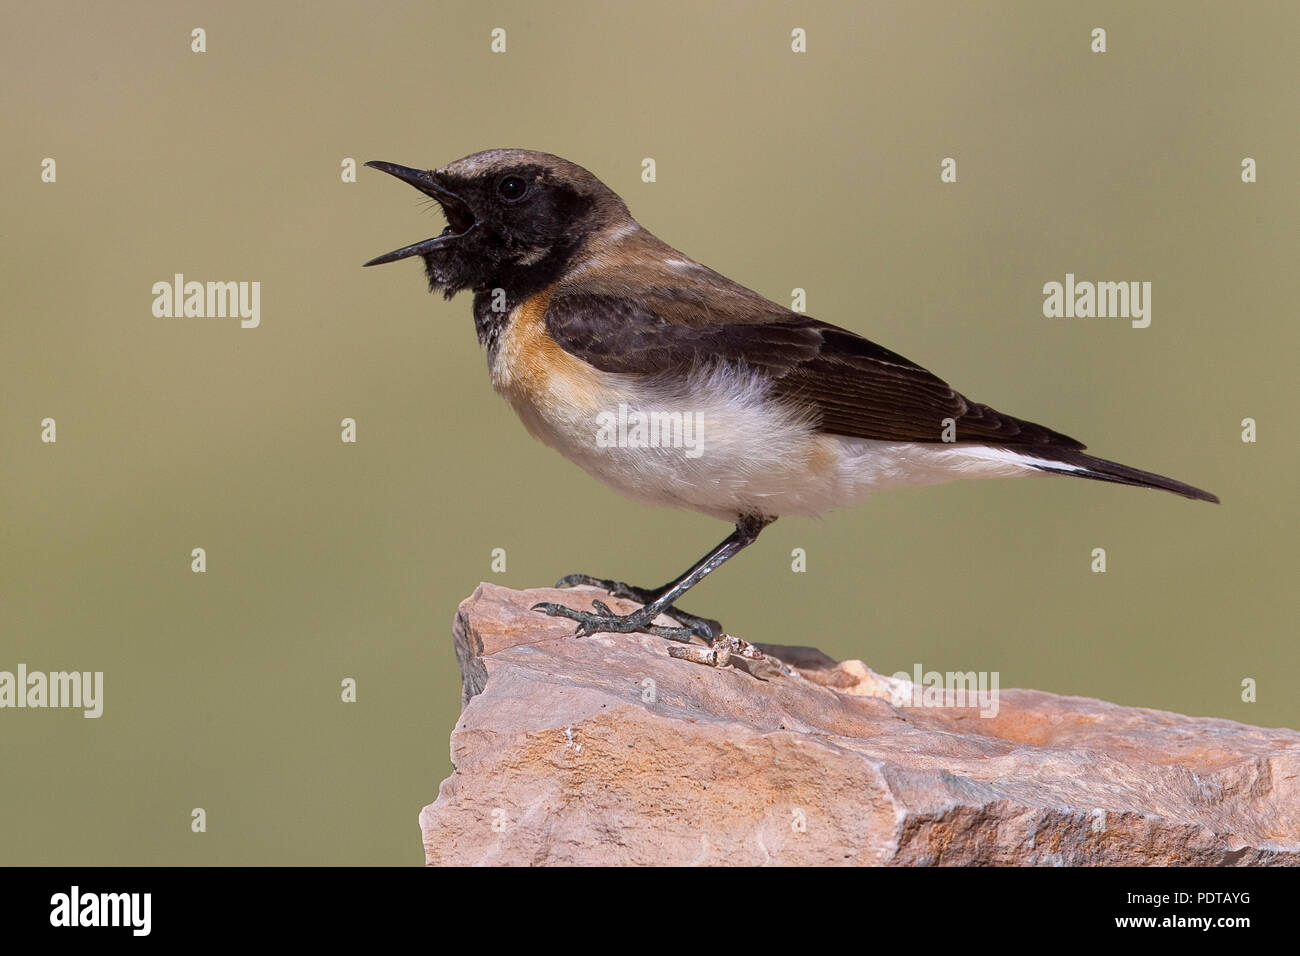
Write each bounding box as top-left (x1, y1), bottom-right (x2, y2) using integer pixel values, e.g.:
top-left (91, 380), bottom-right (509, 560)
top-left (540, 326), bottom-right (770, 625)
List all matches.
top-left (532, 599), bottom-right (655, 639)
top-left (553, 573), bottom-right (653, 603)
top-left (554, 573), bottom-right (622, 593)
top-left (548, 573), bottom-right (724, 642)
top-left (530, 596), bottom-right (723, 649)
top-left (645, 623), bottom-right (704, 645)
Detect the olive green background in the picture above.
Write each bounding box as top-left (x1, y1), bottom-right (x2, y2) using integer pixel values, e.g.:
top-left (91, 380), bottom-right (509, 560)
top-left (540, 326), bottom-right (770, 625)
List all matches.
top-left (2, 1), bottom-right (1296, 865)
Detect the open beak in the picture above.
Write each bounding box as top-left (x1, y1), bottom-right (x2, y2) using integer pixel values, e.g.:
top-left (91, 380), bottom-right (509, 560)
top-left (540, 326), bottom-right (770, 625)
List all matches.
top-left (363, 161), bottom-right (476, 266)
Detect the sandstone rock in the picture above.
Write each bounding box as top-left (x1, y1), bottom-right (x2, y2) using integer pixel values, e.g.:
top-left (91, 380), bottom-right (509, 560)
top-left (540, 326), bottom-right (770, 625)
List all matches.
top-left (420, 582), bottom-right (1300, 865)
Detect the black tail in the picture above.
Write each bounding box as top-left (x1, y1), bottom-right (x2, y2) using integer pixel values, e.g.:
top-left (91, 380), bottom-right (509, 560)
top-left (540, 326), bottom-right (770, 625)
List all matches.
top-left (1025, 448), bottom-right (1219, 503)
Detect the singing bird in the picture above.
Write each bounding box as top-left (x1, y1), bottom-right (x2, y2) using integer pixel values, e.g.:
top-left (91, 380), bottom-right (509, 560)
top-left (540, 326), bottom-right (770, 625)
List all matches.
top-left (364, 149), bottom-right (1218, 644)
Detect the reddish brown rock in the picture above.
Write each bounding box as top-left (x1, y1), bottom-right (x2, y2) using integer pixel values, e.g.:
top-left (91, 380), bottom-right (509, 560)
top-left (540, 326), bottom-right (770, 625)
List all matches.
top-left (420, 582), bottom-right (1300, 866)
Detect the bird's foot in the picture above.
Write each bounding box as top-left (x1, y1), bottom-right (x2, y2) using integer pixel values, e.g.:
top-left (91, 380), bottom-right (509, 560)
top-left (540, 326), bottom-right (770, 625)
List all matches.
top-left (531, 598), bottom-right (705, 643)
top-left (551, 573), bottom-right (723, 643)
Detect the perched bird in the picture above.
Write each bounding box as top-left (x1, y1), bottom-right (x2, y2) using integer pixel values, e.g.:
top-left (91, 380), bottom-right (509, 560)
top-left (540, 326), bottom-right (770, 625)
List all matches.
top-left (364, 149), bottom-right (1218, 644)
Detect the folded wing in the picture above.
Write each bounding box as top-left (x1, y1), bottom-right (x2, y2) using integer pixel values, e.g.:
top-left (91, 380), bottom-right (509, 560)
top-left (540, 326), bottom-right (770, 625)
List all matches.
top-left (544, 286), bottom-right (1085, 449)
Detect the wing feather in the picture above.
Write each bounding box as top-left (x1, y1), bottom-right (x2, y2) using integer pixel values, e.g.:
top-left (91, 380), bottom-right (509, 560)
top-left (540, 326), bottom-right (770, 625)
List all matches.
top-left (544, 286), bottom-right (1084, 448)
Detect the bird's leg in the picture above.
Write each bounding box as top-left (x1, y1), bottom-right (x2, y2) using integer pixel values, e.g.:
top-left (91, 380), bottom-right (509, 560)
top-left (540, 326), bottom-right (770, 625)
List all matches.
top-left (534, 514), bottom-right (775, 645)
top-left (551, 574), bottom-right (722, 640)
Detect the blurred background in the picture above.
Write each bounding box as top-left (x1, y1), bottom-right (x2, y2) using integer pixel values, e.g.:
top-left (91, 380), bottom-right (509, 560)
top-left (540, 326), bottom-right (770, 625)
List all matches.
top-left (2, 0), bottom-right (1296, 864)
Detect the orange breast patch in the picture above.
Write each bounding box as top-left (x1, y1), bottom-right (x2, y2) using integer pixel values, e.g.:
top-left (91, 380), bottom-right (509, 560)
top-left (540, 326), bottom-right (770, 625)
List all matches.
top-left (491, 285), bottom-right (607, 418)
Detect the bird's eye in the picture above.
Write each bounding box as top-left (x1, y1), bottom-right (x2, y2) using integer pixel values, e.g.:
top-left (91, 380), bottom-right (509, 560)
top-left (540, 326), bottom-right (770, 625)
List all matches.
top-left (497, 175), bottom-right (529, 203)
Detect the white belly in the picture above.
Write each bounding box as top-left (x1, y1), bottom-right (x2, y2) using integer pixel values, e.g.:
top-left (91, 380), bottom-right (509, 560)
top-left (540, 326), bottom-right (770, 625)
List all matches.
top-left (494, 352), bottom-right (1050, 522)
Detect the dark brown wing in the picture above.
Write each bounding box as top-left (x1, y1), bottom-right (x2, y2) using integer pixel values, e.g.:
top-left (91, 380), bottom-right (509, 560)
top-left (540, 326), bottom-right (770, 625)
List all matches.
top-left (545, 282), bottom-right (1085, 448)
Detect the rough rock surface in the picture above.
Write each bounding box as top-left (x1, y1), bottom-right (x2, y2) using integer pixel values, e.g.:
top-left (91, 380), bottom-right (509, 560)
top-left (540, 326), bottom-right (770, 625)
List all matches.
top-left (420, 583), bottom-right (1300, 865)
